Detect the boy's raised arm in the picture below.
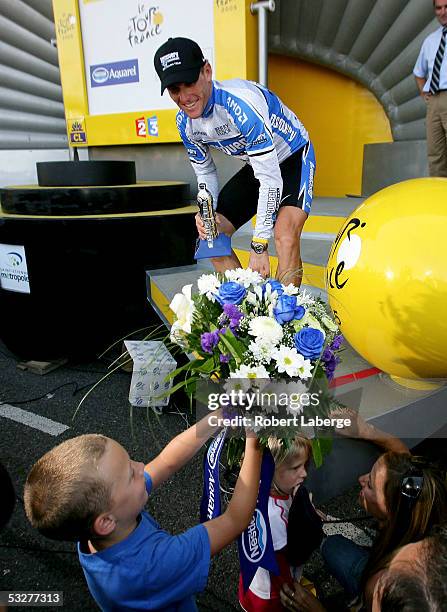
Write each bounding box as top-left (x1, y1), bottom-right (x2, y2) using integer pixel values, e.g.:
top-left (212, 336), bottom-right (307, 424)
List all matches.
top-left (145, 409), bottom-right (223, 489)
top-left (203, 435), bottom-right (262, 556)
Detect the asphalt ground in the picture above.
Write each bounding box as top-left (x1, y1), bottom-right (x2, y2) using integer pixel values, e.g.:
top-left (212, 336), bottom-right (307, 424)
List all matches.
top-left (0, 337), bottom-right (446, 612)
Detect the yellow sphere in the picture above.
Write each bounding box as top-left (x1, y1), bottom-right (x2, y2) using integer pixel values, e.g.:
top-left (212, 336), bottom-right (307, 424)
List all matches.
top-left (326, 178), bottom-right (447, 381)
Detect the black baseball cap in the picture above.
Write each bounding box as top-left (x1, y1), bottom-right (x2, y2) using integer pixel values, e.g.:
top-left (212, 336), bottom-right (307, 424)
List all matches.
top-left (154, 37), bottom-right (206, 94)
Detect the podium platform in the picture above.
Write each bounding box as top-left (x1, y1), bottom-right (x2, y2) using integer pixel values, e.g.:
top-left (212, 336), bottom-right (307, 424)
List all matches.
top-left (0, 180), bottom-right (196, 360)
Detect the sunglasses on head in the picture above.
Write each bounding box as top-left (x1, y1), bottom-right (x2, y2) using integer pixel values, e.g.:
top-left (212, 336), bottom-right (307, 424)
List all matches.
top-left (400, 467), bottom-right (424, 501)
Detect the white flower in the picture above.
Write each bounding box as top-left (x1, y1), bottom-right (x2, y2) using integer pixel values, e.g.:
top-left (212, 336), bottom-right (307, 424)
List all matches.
top-left (296, 289), bottom-right (316, 306)
top-left (248, 316), bottom-right (283, 345)
top-left (248, 339), bottom-right (273, 365)
top-left (225, 267), bottom-right (264, 288)
top-left (282, 283), bottom-right (299, 296)
top-left (197, 273), bottom-right (220, 301)
top-left (272, 345), bottom-right (306, 377)
top-left (297, 358), bottom-right (314, 380)
top-left (245, 291), bottom-right (258, 306)
top-left (169, 284), bottom-right (194, 335)
top-left (230, 364), bottom-right (270, 379)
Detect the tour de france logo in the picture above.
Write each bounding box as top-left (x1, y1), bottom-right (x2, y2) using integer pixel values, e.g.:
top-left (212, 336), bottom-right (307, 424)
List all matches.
top-left (56, 13), bottom-right (76, 40)
top-left (128, 4), bottom-right (163, 47)
top-left (326, 218), bottom-right (366, 292)
top-left (242, 509), bottom-right (267, 563)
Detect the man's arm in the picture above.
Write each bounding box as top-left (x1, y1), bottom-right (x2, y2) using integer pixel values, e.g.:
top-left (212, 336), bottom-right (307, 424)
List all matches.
top-left (145, 410), bottom-right (222, 489)
top-left (203, 436), bottom-right (262, 556)
top-left (415, 76), bottom-right (430, 100)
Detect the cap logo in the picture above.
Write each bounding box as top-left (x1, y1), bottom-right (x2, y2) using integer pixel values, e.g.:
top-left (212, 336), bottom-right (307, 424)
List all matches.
top-left (160, 51), bottom-right (181, 71)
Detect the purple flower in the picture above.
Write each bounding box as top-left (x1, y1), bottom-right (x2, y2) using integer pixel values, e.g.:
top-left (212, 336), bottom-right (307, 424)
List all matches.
top-left (223, 303), bottom-right (243, 330)
top-left (220, 354), bottom-right (230, 363)
top-left (330, 334), bottom-right (344, 351)
top-left (200, 330), bottom-right (220, 353)
top-left (322, 347), bottom-right (339, 380)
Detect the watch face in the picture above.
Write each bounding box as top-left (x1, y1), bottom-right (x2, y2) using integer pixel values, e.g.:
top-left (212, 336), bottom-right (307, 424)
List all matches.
top-left (251, 241), bottom-right (266, 254)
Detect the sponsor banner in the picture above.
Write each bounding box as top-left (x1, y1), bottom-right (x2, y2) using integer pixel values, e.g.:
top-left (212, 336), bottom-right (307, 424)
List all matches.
top-left (90, 59), bottom-right (139, 88)
top-left (78, 0), bottom-right (214, 116)
top-left (0, 244), bottom-right (30, 294)
top-left (238, 449), bottom-right (279, 592)
top-left (68, 118), bottom-right (87, 144)
top-left (200, 428), bottom-right (226, 522)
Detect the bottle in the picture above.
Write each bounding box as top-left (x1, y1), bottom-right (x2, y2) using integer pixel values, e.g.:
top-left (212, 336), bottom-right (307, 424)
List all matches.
top-left (197, 183), bottom-right (218, 248)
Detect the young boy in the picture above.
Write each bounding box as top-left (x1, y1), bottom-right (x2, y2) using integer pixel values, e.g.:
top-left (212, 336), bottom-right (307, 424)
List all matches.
top-left (24, 414), bottom-right (262, 611)
top-left (239, 435), bottom-right (312, 612)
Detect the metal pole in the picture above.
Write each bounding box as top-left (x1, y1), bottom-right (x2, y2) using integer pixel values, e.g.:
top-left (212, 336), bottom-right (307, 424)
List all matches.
top-left (250, 0), bottom-right (275, 86)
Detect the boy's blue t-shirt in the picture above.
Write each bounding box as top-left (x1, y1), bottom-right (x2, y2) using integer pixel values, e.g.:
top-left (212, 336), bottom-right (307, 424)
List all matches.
top-left (78, 472), bottom-right (211, 611)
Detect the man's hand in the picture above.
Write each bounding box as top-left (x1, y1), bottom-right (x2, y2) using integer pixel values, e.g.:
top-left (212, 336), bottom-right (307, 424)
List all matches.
top-left (195, 212), bottom-right (228, 240)
top-left (280, 583), bottom-right (326, 612)
top-left (195, 213), bottom-right (206, 240)
top-left (248, 251), bottom-right (270, 277)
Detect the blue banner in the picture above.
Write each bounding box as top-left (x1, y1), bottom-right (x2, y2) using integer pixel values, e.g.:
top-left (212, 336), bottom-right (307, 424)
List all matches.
top-left (200, 428), bottom-right (227, 522)
top-left (238, 448), bottom-right (279, 592)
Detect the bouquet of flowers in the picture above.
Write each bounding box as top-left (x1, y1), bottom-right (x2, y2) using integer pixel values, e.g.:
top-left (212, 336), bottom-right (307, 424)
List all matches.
top-left (167, 268), bottom-right (344, 465)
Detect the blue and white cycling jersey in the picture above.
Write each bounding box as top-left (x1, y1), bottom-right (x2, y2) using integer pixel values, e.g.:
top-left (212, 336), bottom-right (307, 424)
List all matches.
top-left (176, 79), bottom-right (309, 241)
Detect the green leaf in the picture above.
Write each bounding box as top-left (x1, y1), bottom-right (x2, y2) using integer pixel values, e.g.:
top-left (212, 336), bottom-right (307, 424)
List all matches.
top-left (311, 437), bottom-right (332, 468)
top-left (218, 329), bottom-right (245, 364)
top-left (196, 357), bottom-right (216, 374)
top-left (311, 438), bottom-right (323, 468)
top-left (154, 375), bottom-right (200, 400)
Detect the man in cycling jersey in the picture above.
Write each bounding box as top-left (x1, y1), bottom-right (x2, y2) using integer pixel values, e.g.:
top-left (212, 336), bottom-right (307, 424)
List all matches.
top-left (154, 37), bottom-right (315, 286)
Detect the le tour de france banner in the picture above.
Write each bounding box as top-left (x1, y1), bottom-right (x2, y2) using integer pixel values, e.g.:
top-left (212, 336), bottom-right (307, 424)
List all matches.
top-left (54, 0), bottom-right (255, 145)
top-left (79, 0), bottom-right (214, 120)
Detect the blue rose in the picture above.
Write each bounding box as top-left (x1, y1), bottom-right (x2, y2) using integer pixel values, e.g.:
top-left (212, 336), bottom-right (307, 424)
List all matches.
top-left (273, 294), bottom-right (298, 324)
top-left (273, 296), bottom-right (306, 325)
top-left (264, 279), bottom-right (284, 296)
top-left (294, 328), bottom-right (325, 360)
top-left (216, 281), bottom-right (246, 305)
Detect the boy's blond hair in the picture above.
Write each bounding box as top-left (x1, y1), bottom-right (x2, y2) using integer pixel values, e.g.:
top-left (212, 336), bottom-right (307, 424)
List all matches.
top-left (267, 435), bottom-right (312, 467)
top-left (24, 434), bottom-right (111, 542)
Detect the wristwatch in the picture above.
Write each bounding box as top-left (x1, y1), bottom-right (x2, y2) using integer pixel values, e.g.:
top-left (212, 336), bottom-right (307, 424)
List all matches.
top-left (250, 240), bottom-right (268, 254)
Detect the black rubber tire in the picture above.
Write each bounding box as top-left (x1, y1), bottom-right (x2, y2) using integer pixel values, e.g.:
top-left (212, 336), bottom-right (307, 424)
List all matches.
top-left (36, 161), bottom-right (136, 187)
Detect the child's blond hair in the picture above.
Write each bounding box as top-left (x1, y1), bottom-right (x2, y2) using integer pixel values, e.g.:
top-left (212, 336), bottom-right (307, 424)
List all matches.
top-left (267, 435), bottom-right (312, 467)
top-left (24, 434), bottom-right (111, 542)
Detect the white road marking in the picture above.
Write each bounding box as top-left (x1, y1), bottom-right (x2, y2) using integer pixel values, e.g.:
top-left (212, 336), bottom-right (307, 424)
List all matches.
top-left (0, 404), bottom-right (69, 436)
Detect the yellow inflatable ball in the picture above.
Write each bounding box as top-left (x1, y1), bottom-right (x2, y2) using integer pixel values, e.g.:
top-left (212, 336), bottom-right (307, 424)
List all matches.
top-left (326, 178), bottom-right (447, 383)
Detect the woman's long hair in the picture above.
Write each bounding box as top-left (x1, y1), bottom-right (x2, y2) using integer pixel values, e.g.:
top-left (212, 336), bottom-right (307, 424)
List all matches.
top-left (361, 452), bottom-right (447, 590)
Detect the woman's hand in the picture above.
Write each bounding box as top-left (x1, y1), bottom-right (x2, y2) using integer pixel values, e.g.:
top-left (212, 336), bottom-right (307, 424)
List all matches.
top-left (280, 583), bottom-right (327, 612)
